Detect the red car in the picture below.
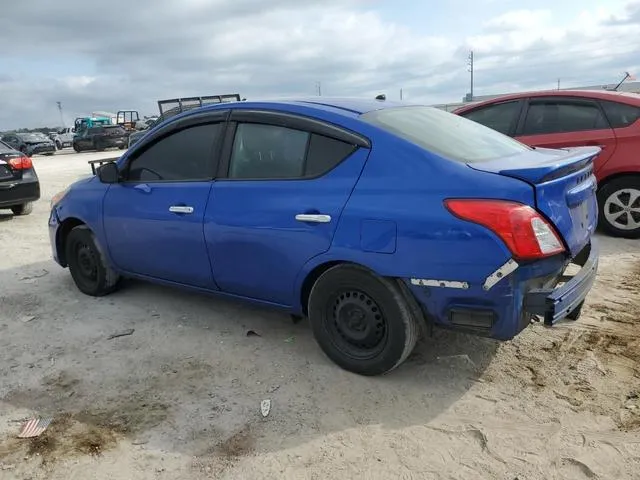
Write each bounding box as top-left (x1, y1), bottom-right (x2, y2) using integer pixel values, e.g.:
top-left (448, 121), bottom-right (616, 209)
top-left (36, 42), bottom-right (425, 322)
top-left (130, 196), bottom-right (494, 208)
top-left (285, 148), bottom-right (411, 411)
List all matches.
top-left (454, 90), bottom-right (640, 238)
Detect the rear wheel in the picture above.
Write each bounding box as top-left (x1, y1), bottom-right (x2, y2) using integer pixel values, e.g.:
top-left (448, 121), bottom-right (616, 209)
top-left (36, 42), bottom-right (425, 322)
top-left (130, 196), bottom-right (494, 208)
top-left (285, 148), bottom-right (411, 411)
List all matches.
top-left (65, 226), bottom-right (120, 296)
top-left (308, 264), bottom-right (419, 376)
top-left (598, 176), bottom-right (640, 239)
top-left (11, 203), bottom-right (33, 216)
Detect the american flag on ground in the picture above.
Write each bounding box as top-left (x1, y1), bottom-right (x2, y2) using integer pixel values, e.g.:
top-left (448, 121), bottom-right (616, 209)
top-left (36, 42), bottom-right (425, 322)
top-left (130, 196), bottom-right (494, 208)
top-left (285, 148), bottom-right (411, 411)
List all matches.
top-left (17, 417), bottom-right (53, 438)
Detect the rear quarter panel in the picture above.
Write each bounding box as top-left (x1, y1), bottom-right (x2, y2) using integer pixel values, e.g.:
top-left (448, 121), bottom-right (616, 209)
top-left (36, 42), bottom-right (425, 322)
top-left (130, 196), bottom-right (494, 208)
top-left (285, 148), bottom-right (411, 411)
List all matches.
top-left (292, 127), bottom-right (537, 310)
top-left (598, 121), bottom-right (640, 181)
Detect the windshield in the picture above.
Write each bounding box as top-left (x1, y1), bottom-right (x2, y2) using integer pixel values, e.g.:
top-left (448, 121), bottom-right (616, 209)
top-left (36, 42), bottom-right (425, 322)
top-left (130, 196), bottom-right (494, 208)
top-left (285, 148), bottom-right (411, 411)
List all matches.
top-left (18, 132), bottom-right (49, 142)
top-left (361, 106), bottom-right (532, 163)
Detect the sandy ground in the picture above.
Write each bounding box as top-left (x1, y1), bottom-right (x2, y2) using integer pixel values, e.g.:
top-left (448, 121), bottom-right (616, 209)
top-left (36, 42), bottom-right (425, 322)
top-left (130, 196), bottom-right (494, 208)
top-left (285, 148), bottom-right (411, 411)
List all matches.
top-left (0, 150), bottom-right (639, 480)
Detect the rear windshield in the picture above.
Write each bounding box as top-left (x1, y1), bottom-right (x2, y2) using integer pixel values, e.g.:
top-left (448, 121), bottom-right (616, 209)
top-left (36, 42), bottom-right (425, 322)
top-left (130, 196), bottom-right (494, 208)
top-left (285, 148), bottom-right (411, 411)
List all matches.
top-left (361, 106), bottom-right (532, 163)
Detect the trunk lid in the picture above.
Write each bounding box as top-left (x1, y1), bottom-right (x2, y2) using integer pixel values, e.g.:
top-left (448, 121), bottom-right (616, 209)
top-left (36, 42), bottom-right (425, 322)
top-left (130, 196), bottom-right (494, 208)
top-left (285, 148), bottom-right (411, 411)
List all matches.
top-left (469, 146), bottom-right (600, 257)
top-left (0, 144), bottom-right (24, 182)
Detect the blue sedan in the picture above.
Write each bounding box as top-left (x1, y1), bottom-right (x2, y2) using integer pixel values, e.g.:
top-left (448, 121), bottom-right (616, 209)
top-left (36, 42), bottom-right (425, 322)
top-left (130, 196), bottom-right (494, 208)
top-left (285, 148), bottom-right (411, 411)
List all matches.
top-left (49, 98), bottom-right (599, 376)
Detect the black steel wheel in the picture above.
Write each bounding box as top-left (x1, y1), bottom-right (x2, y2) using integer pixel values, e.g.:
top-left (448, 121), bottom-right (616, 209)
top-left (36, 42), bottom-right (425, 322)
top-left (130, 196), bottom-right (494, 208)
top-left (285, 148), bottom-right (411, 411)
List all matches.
top-left (308, 264), bottom-right (419, 376)
top-left (326, 289), bottom-right (388, 360)
top-left (65, 226), bottom-right (120, 296)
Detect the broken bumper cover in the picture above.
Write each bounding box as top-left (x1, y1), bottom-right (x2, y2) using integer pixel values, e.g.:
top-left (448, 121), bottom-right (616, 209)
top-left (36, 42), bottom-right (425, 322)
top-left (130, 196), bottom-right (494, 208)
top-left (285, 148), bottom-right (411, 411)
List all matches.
top-left (523, 240), bottom-right (598, 326)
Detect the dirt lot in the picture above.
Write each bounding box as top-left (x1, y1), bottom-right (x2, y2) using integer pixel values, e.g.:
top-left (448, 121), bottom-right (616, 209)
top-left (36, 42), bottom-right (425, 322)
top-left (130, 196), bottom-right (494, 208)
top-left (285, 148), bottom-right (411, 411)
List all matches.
top-left (0, 151), bottom-right (639, 480)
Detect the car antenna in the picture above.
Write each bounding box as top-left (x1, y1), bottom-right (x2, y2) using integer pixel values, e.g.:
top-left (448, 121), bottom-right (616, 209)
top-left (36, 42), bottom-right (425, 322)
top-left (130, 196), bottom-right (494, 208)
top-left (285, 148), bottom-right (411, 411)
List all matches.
top-left (612, 72), bottom-right (631, 91)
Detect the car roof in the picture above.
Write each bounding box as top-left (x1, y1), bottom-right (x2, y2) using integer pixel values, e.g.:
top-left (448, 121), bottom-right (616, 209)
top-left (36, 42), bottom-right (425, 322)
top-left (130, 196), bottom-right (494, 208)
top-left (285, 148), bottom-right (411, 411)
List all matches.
top-left (199, 97), bottom-right (422, 118)
top-left (455, 89), bottom-right (640, 113)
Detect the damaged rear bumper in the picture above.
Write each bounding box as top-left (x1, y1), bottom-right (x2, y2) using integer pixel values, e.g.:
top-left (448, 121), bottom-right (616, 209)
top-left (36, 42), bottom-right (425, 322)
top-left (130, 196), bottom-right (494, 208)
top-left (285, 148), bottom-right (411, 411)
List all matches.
top-left (523, 240), bottom-right (598, 325)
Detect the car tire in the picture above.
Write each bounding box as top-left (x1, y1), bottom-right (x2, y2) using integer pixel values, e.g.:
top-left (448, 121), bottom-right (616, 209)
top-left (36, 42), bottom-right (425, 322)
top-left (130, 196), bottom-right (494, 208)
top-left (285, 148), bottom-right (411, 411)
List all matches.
top-left (307, 264), bottom-right (419, 376)
top-left (65, 226), bottom-right (121, 296)
top-left (597, 176), bottom-right (640, 239)
top-left (11, 202), bottom-right (33, 216)
top-left (73, 143), bottom-right (81, 153)
top-left (55, 141), bottom-right (62, 150)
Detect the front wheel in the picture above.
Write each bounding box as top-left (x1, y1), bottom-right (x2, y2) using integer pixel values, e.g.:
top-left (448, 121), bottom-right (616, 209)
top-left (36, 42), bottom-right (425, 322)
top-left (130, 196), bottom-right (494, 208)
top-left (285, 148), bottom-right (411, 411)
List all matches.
top-left (598, 176), bottom-right (640, 239)
top-left (72, 143), bottom-right (81, 153)
top-left (308, 264), bottom-right (419, 376)
top-left (65, 226), bottom-right (121, 296)
top-left (55, 141), bottom-right (62, 150)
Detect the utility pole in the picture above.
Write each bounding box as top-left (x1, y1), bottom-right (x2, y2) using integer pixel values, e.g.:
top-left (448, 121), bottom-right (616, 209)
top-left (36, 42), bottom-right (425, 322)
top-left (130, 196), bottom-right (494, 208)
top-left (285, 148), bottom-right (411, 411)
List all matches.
top-left (400, 88), bottom-right (403, 100)
top-left (557, 78), bottom-right (561, 90)
top-left (56, 101), bottom-right (65, 127)
top-left (467, 50), bottom-right (474, 101)
top-left (315, 81), bottom-right (322, 96)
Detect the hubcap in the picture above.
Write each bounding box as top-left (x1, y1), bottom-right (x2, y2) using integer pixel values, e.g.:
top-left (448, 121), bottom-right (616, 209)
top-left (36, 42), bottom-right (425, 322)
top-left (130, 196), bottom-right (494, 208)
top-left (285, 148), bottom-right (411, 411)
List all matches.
top-left (76, 243), bottom-right (98, 280)
top-left (604, 188), bottom-right (640, 231)
top-left (327, 290), bottom-right (387, 358)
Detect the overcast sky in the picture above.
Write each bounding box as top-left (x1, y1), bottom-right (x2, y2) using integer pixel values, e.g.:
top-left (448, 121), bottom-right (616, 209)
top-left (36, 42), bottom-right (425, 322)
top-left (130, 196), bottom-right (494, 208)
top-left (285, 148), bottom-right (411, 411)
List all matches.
top-left (1, 0), bottom-right (639, 129)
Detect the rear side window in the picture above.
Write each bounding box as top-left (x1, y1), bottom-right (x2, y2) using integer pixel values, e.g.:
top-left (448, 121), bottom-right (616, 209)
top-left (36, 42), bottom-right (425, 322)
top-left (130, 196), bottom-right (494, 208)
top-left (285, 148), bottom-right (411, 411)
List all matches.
top-left (361, 106), bottom-right (531, 163)
top-left (227, 123), bottom-right (357, 179)
top-left (601, 100), bottom-right (640, 128)
top-left (522, 101), bottom-right (609, 135)
top-left (305, 134), bottom-right (357, 177)
top-left (460, 101), bottom-right (520, 135)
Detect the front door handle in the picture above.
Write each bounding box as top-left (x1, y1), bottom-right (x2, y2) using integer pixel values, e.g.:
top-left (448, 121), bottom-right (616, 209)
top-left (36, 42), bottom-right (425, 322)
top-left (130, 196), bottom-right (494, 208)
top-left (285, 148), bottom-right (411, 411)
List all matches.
top-left (169, 205), bottom-right (194, 214)
top-left (295, 213), bottom-right (331, 223)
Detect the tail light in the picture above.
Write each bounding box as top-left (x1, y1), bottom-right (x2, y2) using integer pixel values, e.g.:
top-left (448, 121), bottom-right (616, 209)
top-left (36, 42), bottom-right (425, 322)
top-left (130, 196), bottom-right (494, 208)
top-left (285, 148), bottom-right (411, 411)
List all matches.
top-left (8, 156), bottom-right (33, 170)
top-left (444, 199), bottom-right (565, 260)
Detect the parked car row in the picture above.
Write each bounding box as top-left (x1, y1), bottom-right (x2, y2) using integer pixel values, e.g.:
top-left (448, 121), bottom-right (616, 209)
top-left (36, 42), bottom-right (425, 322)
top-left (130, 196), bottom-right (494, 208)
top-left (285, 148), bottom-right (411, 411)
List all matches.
top-left (1, 132), bottom-right (56, 156)
top-left (454, 89), bottom-right (640, 238)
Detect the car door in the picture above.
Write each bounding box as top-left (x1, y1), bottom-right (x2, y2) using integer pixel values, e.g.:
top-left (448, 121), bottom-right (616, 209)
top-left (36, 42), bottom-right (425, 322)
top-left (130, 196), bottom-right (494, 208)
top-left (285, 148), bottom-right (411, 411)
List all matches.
top-left (102, 113), bottom-right (227, 288)
top-left (205, 110), bottom-right (371, 305)
top-left (514, 97), bottom-right (617, 172)
top-left (75, 129), bottom-right (92, 149)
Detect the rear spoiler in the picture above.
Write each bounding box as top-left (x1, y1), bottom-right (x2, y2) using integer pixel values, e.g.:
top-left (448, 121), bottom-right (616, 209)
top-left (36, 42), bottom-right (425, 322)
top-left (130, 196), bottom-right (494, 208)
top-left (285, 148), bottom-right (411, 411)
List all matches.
top-left (88, 157), bottom-right (119, 175)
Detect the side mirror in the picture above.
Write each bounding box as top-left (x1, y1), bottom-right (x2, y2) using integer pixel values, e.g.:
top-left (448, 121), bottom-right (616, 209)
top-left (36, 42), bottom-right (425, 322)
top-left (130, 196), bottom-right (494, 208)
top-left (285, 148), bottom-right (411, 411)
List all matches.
top-left (97, 162), bottom-right (119, 183)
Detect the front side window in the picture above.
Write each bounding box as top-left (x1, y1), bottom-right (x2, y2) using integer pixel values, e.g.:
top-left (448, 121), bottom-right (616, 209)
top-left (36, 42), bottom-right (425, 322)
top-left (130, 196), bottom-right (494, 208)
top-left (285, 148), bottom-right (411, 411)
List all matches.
top-left (361, 106), bottom-right (531, 163)
top-left (126, 122), bottom-right (221, 182)
top-left (522, 101), bottom-right (608, 135)
top-left (461, 101), bottom-right (521, 135)
top-left (227, 123), bottom-right (358, 179)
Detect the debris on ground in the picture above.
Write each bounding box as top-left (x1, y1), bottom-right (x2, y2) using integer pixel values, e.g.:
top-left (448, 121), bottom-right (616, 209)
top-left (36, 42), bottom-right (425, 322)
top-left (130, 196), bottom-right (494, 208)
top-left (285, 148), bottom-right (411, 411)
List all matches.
top-left (246, 330), bottom-right (261, 337)
top-left (17, 417), bottom-right (53, 438)
top-left (107, 328), bottom-right (135, 340)
top-left (260, 399), bottom-right (271, 417)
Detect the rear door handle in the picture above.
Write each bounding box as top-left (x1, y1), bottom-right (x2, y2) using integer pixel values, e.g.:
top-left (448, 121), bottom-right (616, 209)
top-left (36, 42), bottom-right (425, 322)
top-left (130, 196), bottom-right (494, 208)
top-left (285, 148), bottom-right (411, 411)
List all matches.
top-left (169, 205), bottom-right (194, 214)
top-left (295, 213), bottom-right (331, 223)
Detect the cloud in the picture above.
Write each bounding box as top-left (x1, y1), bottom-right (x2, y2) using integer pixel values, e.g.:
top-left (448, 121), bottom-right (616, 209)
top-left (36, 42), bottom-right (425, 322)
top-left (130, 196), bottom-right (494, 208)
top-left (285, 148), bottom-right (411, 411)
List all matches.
top-left (1, 0), bottom-right (640, 128)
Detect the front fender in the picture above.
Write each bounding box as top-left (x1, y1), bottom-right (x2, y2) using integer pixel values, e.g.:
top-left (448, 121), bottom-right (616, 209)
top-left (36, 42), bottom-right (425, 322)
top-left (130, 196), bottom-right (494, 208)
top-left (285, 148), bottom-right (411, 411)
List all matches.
top-left (53, 178), bottom-right (113, 268)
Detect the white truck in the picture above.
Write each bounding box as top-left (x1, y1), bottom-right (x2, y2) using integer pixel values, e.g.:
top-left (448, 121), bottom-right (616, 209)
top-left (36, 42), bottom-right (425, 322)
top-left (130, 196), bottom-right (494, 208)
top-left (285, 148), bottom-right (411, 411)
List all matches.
top-left (52, 127), bottom-right (76, 150)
